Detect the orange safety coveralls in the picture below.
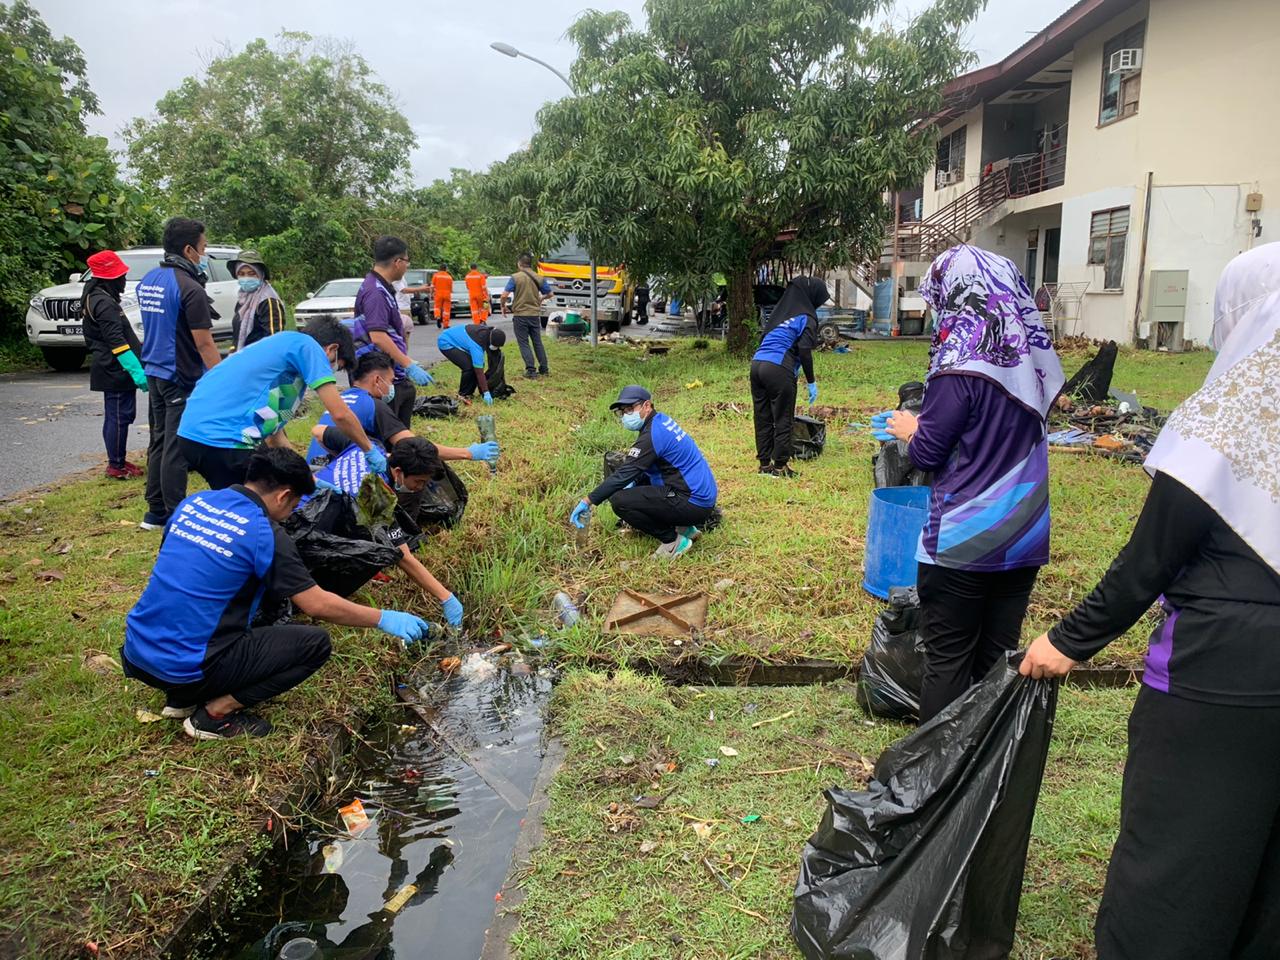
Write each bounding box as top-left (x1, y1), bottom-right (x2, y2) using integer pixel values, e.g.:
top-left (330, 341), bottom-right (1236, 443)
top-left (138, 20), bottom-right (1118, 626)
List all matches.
top-left (431, 270), bottom-right (453, 328)
top-left (465, 269), bottom-right (489, 323)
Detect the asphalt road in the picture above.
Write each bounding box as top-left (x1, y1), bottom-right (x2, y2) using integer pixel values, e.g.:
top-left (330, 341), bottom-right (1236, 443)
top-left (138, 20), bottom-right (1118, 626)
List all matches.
top-left (0, 317), bottom-right (474, 501)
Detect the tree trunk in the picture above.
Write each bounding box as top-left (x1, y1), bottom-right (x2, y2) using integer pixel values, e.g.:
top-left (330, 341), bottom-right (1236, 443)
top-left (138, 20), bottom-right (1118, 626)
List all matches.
top-left (726, 262), bottom-right (756, 356)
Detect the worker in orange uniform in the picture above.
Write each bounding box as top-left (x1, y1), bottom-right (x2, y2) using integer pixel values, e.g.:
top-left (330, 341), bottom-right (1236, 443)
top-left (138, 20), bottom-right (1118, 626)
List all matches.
top-left (431, 265), bottom-right (454, 329)
top-left (464, 264), bottom-right (490, 324)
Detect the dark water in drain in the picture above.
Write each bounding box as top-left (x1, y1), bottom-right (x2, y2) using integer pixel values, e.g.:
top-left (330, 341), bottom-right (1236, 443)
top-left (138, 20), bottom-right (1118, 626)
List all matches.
top-left (216, 663), bottom-right (552, 960)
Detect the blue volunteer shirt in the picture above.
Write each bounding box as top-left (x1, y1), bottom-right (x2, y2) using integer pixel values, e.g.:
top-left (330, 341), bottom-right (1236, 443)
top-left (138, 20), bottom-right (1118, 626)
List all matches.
top-left (587, 412), bottom-right (718, 509)
top-left (436, 325), bottom-right (486, 368)
top-left (752, 313), bottom-right (812, 376)
top-left (178, 331), bottom-right (337, 449)
top-left (306, 387), bottom-right (377, 463)
top-left (137, 261), bottom-right (213, 387)
top-left (123, 487), bottom-right (316, 682)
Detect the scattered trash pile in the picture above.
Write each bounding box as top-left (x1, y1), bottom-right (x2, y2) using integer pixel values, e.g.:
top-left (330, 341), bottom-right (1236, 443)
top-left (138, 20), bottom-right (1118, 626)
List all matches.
top-left (792, 655), bottom-right (1058, 960)
top-left (1048, 341), bottom-right (1167, 462)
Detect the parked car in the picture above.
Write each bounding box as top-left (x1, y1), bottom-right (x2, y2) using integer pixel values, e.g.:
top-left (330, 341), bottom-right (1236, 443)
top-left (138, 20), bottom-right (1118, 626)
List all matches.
top-left (293, 278), bottom-right (363, 327)
top-left (25, 245), bottom-right (241, 372)
top-left (487, 275), bottom-right (511, 313)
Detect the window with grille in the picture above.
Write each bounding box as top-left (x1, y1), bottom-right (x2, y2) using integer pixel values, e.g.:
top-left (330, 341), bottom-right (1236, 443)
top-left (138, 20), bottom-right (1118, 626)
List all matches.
top-left (935, 126), bottom-right (966, 188)
top-left (1100, 21), bottom-right (1145, 124)
top-left (1088, 207), bottom-right (1130, 290)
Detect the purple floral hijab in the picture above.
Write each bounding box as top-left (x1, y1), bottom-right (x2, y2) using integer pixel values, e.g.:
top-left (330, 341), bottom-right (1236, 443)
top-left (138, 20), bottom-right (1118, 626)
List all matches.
top-left (921, 244), bottom-right (1064, 420)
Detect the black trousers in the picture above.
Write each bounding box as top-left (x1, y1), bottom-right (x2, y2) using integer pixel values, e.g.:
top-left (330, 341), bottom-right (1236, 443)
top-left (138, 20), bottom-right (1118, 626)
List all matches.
top-left (441, 347), bottom-right (479, 397)
top-left (750, 360), bottom-right (797, 466)
top-left (144, 377), bottom-right (191, 518)
top-left (122, 624), bottom-right (331, 709)
top-left (916, 562), bottom-right (1039, 722)
top-left (389, 376), bottom-right (415, 431)
top-left (102, 389), bottom-right (137, 467)
top-left (179, 438), bottom-right (254, 490)
top-left (513, 315), bottom-right (549, 375)
top-left (610, 486), bottom-right (713, 544)
top-left (1096, 687), bottom-right (1280, 960)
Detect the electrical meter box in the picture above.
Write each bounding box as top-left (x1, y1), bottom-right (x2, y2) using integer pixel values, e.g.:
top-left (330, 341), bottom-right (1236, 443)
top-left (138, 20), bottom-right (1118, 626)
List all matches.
top-left (1147, 269), bottom-right (1188, 351)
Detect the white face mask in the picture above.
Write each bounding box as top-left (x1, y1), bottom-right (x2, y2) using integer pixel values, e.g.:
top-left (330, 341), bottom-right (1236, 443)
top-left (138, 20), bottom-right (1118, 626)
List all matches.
top-left (383, 382), bottom-right (395, 404)
top-left (621, 411), bottom-right (645, 431)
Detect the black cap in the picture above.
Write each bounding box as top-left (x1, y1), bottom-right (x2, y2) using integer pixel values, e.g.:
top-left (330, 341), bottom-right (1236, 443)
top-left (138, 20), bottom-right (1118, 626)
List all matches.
top-left (609, 384), bottom-right (652, 410)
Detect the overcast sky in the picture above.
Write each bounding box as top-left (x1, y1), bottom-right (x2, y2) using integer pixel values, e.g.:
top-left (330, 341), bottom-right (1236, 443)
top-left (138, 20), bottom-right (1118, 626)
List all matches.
top-left (34, 0), bottom-right (1075, 186)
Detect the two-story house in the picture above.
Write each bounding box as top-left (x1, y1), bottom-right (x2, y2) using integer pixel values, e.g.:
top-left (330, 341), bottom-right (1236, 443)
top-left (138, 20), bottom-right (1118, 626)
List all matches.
top-left (897, 0), bottom-right (1280, 346)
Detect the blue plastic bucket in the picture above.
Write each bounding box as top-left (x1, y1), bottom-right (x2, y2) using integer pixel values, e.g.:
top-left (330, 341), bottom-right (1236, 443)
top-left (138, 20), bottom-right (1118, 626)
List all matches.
top-left (862, 486), bottom-right (931, 599)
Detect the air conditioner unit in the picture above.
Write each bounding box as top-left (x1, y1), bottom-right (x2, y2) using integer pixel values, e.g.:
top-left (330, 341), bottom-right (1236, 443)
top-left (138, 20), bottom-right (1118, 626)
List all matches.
top-left (937, 170), bottom-right (960, 187)
top-left (1109, 48), bottom-right (1143, 73)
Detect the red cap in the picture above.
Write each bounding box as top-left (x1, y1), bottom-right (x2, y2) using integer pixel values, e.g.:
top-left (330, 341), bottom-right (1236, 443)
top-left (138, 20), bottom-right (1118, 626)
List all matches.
top-left (86, 250), bottom-right (128, 280)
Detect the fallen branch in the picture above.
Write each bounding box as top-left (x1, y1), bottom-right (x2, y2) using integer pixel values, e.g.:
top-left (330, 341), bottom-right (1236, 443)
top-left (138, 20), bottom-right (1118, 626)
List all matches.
top-left (750, 709), bottom-right (795, 729)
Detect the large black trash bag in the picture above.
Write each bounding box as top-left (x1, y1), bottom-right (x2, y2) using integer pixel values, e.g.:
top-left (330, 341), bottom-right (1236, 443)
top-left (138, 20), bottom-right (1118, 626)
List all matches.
top-left (415, 462), bottom-right (468, 531)
top-left (412, 394), bottom-right (459, 419)
top-left (603, 449), bottom-right (629, 481)
top-left (486, 347), bottom-right (517, 399)
top-left (873, 382), bottom-right (932, 489)
top-left (857, 587), bottom-right (925, 721)
top-left (792, 654), bottom-right (1058, 960)
top-left (283, 490), bottom-right (403, 597)
top-left (793, 414), bottom-right (827, 461)
top-left (1059, 340), bottom-right (1118, 405)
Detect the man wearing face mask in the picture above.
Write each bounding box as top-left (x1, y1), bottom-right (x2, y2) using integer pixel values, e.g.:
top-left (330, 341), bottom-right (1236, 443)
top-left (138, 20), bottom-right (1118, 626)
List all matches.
top-left (136, 217), bottom-right (223, 530)
top-left (304, 350), bottom-right (499, 471)
top-left (81, 250), bottom-right (148, 479)
top-left (309, 438), bottom-right (465, 629)
top-left (228, 250), bottom-right (286, 350)
top-left (176, 318), bottom-right (382, 490)
top-left (570, 385), bottom-right (718, 558)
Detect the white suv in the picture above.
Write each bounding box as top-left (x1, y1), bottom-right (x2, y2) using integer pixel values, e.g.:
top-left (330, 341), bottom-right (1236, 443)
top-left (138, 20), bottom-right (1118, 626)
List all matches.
top-left (25, 245), bottom-right (241, 372)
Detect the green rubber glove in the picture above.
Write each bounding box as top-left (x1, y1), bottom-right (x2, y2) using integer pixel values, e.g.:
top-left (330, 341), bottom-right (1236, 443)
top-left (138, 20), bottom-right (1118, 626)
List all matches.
top-left (117, 349), bottom-right (148, 392)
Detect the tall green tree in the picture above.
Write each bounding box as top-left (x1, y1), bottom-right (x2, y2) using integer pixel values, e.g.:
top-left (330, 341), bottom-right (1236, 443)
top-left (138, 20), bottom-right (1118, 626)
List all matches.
top-left (481, 0), bottom-right (983, 351)
top-left (0, 0), bottom-right (153, 336)
top-left (123, 32), bottom-right (416, 244)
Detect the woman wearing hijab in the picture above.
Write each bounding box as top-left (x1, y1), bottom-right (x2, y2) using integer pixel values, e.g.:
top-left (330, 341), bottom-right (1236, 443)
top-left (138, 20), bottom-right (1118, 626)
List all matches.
top-left (882, 244), bottom-right (1063, 722)
top-left (1020, 243), bottom-right (1280, 960)
top-left (81, 249), bottom-right (149, 479)
top-left (750, 276), bottom-right (828, 477)
top-left (228, 250), bottom-right (286, 350)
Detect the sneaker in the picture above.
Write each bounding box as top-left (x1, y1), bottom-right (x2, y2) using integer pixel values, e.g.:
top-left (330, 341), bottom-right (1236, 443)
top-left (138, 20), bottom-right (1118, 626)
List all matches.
top-left (653, 534), bottom-right (695, 559)
top-left (771, 463), bottom-right (798, 478)
top-left (677, 525), bottom-right (702, 542)
top-left (138, 512), bottom-right (169, 531)
top-left (183, 706), bottom-right (272, 740)
top-left (122, 461), bottom-right (145, 477)
top-left (757, 463), bottom-right (774, 476)
top-left (161, 702), bottom-right (197, 719)
top-left (105, 465), bottom-right (130, 480)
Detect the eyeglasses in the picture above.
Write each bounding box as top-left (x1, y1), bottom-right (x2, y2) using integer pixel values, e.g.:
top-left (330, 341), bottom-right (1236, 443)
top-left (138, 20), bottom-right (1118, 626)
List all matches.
top-left (396, 256), bottom-right (410, 265)
top-left (613, 402), bottom-right (643, 417)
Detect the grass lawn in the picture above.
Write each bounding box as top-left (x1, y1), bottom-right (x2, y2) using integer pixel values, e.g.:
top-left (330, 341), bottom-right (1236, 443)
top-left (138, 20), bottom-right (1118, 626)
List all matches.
top-left (511, 671), bottom-right (1132, 960)
top-left (0, 335), bottom-right (1208, 956)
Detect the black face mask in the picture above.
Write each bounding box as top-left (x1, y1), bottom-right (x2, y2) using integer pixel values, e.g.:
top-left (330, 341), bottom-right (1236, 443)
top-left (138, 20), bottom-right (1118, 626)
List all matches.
top-left (107, 275), bottom-right (127, 298)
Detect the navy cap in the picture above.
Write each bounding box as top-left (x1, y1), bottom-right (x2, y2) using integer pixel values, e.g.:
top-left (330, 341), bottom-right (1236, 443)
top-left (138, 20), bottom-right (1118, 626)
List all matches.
top-left (609, 384), bottom-right (652, 409)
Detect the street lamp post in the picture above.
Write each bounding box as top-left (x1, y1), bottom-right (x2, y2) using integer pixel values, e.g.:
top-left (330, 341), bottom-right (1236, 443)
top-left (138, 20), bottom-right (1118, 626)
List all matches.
top-left (490, 40), bottom-right (599, 347)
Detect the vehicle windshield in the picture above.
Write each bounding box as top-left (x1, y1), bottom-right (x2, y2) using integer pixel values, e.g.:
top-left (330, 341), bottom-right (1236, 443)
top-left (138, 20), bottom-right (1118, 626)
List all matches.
top-left (544, 236), bottom-right (591, 265)
top-left (314, 280), bottom-right (363, 298)
top-left (116, 252), bottom-right (235, 282)
top-left (404, 269), bottom-right (430, 286)
top-left (488, 275), bottom-right (511, 287)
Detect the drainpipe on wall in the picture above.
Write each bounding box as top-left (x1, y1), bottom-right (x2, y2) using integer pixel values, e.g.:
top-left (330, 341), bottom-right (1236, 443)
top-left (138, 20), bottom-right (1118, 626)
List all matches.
top-left (1131, 171), bottom-right (1154, 346)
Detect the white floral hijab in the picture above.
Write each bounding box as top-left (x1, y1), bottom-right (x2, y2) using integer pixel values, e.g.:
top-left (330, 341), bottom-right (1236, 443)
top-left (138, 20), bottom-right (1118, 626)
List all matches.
top-left (1144, 242), bottom-right (1280, 573)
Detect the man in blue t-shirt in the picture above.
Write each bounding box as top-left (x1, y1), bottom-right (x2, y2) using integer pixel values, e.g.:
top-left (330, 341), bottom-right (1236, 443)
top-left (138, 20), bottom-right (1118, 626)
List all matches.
top-left (569, 385), bottom-right (718, 558)
top-left (177, 318), bottom-right (382, 490)
top-left (137, 217), bottom-right (223, 530)
top-left (122, 448), bottom-right (434, 740)
top-left (436, 323), bottom-right (505, 405)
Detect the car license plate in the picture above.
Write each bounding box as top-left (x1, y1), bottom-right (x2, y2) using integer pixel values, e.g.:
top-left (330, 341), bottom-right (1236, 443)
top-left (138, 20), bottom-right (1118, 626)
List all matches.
top-left (57, 325), bottom-right (83, 336)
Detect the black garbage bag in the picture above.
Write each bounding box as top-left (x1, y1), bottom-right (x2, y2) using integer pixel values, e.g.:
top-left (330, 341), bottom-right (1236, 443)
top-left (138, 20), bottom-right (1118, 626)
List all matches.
top-left (792, 654), bottom-right (1058, 960)
top-left (414, 462), bottom-right (468, 531)
top-left (603, 450), bottom-right (629, 481)
top-left (1059, 340), bottom-right (1118, 405)
top-left (486, 347), bottom-right (517, 400)
top-left (283, 490), bottom-right (403, 597)
top-left (793, 415), bottom-right (827, 461)
top-left (857, 587), bottom-right (925, 721)
top-left (412, 394), bottom-right (459, 419)
top-left (873, 381), bottom-right (932, 489)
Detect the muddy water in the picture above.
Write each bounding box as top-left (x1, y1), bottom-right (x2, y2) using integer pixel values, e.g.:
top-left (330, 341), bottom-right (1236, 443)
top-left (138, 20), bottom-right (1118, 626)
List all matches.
top-left (219, 663), bottom-right (552, 960)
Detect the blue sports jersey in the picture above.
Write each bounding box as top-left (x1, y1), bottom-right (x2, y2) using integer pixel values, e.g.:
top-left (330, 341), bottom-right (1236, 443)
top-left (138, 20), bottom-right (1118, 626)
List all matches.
top-left (125, 487), bottom-right (280, 682)
top-left (437, 325), bottom-right (486, 368)
top-left (178, 331), bottom-right (337, 449)
top-left (587, 412), bottom-right (717, 509)
top-left (306, 387), bottom-right (377, 463)
top-left (752, 313), bottom-right (811, 375)
top-left (312, 444), bottom-right (375, 495)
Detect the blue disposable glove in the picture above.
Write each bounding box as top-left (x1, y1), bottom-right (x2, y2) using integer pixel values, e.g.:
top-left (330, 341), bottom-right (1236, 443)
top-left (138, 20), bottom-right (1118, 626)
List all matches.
top-left (406, 362), bottom-right (434, 386)
top-left (441, 593), bottom-right (463, 628)
top-left (377, 609), bottom-right (431, 644)
top-left (570, 499), bottom-right (592, 529)
top-left (365, 445), bottom-right (388, 475)
top-left (314, 477), bottom-right (343, 494)
top-left (870, 410), bottom-right (896, 442)
top-left (482, 391), bottom-right (494, 406)
top-left (807, 382), bottom-right (818, 405)
top-left (468, 441), bottom-right (500, 462)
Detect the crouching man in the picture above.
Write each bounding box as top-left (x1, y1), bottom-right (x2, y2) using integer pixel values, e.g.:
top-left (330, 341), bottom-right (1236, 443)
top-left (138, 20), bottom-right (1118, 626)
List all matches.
top-left (121, 447), bottom-right (433, 741)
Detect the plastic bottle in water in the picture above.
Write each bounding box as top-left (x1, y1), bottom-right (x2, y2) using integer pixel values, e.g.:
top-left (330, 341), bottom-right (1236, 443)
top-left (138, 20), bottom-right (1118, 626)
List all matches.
top-left (552, 591), bottom-right (580, 627)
